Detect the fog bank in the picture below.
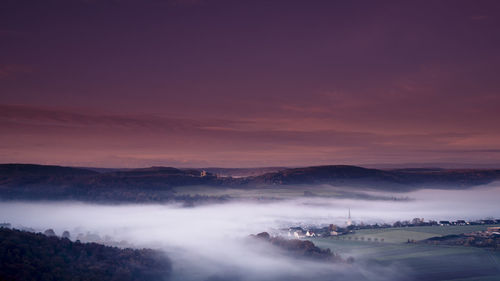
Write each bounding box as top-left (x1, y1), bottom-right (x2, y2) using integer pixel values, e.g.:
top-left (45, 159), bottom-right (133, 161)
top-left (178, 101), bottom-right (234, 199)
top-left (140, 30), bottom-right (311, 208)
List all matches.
top-left (1, 183), bottom-right (499, 280)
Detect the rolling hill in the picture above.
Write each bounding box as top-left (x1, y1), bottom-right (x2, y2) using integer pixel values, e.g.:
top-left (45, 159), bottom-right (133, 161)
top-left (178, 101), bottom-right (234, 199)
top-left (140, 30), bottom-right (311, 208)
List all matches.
top-left (1, 163), bottom-right (500, 202)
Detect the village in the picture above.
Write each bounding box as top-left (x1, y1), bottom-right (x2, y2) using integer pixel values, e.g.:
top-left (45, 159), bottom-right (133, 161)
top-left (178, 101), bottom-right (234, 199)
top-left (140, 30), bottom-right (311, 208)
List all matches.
top-left (286, 209), bottom-right (500, 240)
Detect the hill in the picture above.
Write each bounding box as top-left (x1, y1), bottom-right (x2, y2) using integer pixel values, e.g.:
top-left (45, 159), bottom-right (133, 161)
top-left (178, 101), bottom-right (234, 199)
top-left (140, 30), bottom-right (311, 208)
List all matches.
top-left (0, 164), bottom-right (99, 186)
top-left (0, 227), bottom-right (171, 281)
top-left (251, 232), bottom-right (346, 262)
top-left (0, 164), bottom-right (226, 203)
top-left (200, 167), bottom-right (286, 177)
top-left (1, 164), bottom-right (500, 202)
top-left (248, 165), bottom-right (500, 190)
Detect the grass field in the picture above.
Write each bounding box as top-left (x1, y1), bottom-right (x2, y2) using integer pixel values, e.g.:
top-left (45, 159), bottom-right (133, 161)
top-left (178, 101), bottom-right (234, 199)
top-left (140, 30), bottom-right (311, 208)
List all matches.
top-left (336, 225), bottom-right (497, 243)
top-left (173, 185), bottom-right (341, 198)
top-left (174, 185), bottom-right (307, 198)
top-left (310, 225), bottom-right (500, 281)
top-left (173, 184), bottom-right (407, 201)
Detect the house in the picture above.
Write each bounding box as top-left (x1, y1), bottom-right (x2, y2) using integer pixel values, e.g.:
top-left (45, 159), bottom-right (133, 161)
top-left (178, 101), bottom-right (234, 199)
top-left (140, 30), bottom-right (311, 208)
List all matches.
top-left (293, 230), bottom-right (305, 239)
top-left (288, 227), bottom-right (306, 239)
top-left (439, 221), bottom-right (451, 226)
top-left (305, 230), bottom-right (316, 237)
top-left (454, 220), bottom-right (468, 225)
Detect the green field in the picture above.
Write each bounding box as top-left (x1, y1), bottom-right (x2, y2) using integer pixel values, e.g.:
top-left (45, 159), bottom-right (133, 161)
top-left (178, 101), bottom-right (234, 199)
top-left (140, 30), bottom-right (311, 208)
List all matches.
top-left (174, 185), bottom-right (310, 198)
top-left (310, 225), bottom-right (500, 281)
top-left (173, 184), bottom-right (406, 201)
top-left (337, 225), bottom-right (497, 243)
top-left (173, 185), bottom-right (341, 198)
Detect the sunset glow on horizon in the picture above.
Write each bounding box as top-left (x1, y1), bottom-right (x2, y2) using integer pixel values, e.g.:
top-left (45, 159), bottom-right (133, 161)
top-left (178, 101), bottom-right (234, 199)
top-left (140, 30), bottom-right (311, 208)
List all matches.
top-left (1, 0), bottom-right (500, 168)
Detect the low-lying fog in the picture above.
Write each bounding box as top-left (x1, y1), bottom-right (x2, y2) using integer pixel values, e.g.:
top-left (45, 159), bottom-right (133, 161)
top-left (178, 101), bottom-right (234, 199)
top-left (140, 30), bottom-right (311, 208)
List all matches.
top-left (1, 183), bottom-right (500, 281)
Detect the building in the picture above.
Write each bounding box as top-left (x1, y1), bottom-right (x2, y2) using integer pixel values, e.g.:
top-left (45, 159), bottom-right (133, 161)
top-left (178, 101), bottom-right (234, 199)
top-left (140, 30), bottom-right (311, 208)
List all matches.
top-left (346, 208), bottom-right (352, 226)
top-left (439, 221), bottom-right (451, 226)
top-left (454, 220), bottom-right (468, 225)
top-left (293, 230), bottom-right (305, 239)
top-left (305, 230), bottom-right (316, 237)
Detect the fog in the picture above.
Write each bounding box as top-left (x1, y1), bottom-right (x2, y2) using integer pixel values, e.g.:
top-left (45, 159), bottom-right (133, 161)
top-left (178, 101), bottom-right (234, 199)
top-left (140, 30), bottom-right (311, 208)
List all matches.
top-left (1, 183), bottom-right (500, 281)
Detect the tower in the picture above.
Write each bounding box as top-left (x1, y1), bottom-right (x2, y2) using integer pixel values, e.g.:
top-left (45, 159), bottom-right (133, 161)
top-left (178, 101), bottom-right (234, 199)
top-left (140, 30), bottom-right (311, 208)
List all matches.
top-left (346, 208), bottom-right (352, 226)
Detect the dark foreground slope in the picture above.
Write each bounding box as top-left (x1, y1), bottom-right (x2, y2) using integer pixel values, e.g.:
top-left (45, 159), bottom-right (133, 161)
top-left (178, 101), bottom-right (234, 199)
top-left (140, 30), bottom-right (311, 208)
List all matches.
top-left (1, 164), bottom-right (500, 202)
top-left (0, 227), bottom-right (171, 281)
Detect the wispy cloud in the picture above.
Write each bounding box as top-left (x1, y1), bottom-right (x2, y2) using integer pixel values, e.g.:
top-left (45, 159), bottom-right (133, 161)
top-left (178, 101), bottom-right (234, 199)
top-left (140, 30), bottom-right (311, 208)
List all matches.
top-left (0, 64), bottom-right (32, 79)
top-left (1, 104), bottom-right (499, 167)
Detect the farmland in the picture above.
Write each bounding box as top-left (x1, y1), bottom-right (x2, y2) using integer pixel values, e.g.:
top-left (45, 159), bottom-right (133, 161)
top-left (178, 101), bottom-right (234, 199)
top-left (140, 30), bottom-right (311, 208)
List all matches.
top-left (172, 184), bottom-right (407, 201)
top-left (310, 225), bottom-right (500, 281)
top-left (338, 225), bottom-right (499, 243)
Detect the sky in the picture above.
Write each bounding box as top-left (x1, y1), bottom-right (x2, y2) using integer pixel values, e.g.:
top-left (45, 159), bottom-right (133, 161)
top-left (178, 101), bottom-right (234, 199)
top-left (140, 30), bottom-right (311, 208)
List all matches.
top-left (1, 0), bottom-right (500, 168)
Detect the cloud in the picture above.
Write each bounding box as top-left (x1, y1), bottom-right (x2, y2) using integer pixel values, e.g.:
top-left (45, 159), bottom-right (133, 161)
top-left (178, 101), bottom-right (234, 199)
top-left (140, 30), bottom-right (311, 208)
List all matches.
top-left (1, 104), bottom-right (500, 167)
top-left (0, 104), bottom-right (463, 150)
top-left (419, 149), bottom-right (500, 154)
top-left (0, 64), bottom-right (32, 79)
top-left (0, 104), bottom-right (245, 132)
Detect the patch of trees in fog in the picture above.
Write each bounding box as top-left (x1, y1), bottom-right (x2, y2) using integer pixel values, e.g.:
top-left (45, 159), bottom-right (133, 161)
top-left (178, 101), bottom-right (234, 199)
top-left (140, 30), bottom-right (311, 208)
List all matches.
top-left (251, 232), bottom-right (352, 263)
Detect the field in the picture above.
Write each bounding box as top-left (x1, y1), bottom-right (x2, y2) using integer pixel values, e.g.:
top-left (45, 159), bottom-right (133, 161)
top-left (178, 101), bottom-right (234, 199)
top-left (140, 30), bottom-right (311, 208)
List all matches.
top-left (338, 225), bottom-right (498, 243)
top-left (173, 184), bottom-right (406, 201)
top-left (311, 225), bottom-right (500, 281)
top-left (174, 185), bottom-right (310, 199)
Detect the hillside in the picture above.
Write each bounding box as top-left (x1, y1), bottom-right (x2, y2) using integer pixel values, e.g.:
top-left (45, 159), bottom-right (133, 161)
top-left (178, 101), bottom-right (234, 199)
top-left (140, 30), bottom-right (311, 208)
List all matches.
top-left (1, 164), bottom-right (500, 202)
top-left (0, 164), bottom-right (225, 203)
top-left (248, 165), bottom-right (500, 190)
top-left (200, 167), bottom-right (286, 177)
top-left (249, 165), bottom-right (399, 186)
top-left (0, 227), bottom-right (171, 281)
top-left (0, 164), bottom-right (99, 186)
top-left (251, 232), bottom-right (346, 262)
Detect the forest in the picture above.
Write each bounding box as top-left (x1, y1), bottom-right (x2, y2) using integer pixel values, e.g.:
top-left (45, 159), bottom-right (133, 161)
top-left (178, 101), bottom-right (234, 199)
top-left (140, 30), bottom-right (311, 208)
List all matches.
top-left (0, 228), bottom-right (171, 281)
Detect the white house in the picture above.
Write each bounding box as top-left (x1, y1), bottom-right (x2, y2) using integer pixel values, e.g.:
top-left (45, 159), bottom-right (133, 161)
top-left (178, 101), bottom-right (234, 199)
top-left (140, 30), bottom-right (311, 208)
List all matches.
top-left (305, 230), bottom-right (316, 237)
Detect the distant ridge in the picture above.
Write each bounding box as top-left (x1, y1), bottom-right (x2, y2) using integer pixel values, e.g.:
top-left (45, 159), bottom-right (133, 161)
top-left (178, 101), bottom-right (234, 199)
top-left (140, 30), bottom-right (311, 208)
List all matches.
top-left (247, 165), bottom-right (500, 189)
top-left (0, 163), bottom-right (99, 186)
top-left (362, 163), bottom-right (500, 169)
top-left (1, 163), bottom-right (500, 202)
top-left (200, 167), bottom-right (287, 177)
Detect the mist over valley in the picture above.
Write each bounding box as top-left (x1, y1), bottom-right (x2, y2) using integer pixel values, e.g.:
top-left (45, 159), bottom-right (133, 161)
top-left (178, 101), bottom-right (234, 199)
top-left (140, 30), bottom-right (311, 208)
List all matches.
top-left (1, 181), bottom-right (500, 281)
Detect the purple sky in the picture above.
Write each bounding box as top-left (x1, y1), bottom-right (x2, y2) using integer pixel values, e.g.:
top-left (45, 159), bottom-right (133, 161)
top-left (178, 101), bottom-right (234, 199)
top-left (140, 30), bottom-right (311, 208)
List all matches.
top-left (1, 0), bottom-right (500, 167)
